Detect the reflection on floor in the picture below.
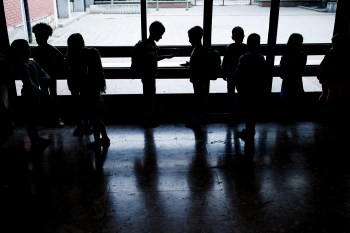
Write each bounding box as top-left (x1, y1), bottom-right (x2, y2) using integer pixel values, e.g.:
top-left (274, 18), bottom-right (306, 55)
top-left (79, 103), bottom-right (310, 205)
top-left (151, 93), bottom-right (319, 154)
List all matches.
top-left (1, 121), bottom-right (349, 233)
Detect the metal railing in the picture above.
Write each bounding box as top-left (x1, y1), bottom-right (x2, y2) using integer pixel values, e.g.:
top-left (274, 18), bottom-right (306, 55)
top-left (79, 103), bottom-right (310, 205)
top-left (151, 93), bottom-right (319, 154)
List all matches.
top-left (44, 43), bottom-right (330, 81)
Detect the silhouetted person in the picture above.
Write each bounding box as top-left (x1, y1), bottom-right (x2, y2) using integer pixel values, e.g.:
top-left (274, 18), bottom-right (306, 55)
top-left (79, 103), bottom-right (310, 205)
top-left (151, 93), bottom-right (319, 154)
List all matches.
top-left (317, 33), bottom-right (350, 131)
top-left (235, 33), bottom-right (269, 142)
top-left (185, 26), bottom-right (210, 129)
top-left (64, 34), bottom-right (91, 137)
top-left (0, 52), bottom-right (14, 144)
top-left (31, 22), bottom-right (65, 128)
top-left (9, 39), bottom-right (51, 150)
top-left (222, 26), bottom-right (248, 125)
top-left (279, 33), bottom-right (307, 121)
top-left (65, 33), bottom-right (110, 148)
top-left (137, 21), bottom-right (175, 127)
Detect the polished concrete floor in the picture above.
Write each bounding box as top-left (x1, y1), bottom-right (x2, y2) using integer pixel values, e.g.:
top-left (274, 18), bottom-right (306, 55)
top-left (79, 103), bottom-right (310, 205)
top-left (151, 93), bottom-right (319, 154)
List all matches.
top-left (1, 119), bottom-right (349, 233)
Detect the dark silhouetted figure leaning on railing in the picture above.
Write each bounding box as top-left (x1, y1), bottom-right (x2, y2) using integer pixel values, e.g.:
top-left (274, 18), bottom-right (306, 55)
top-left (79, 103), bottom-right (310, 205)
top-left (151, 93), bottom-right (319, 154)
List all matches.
top-left (65, 33), bottom-right (110, 149)
top-left (31, 22), bottom-right (65, 128)
top-left (0, 52), bottom-right (14, 144)
top-left (10, 39), bottom-right (51, 150)
top-left (317, 32), bottom-right (350, 137)
top-left (279, 33), bottom-right (307, 121)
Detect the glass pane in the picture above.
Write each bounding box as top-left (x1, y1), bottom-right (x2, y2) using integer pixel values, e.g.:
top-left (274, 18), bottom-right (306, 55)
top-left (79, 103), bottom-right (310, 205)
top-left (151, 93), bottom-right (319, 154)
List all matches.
top-left (146, 0), bottom-right (204, 46)
top-left (5, 0), bottom-right (29, 44)
top-left (212, 2), bottom-right (270, 45)
top-left (51, 13), bottom-right (143, 47)
top-left (277, 6), bottom-right (336, 44)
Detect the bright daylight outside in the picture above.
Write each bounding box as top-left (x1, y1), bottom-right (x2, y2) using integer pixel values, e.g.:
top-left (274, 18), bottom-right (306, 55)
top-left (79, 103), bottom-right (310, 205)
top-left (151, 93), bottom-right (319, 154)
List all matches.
top-left (6, 0), bottom-right (336, 95)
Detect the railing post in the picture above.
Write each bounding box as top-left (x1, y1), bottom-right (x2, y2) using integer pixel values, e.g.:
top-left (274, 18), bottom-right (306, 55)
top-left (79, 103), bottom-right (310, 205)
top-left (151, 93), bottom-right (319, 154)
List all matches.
top-left (156, 0), bottom-right (159, 11)
top-left (186, 0), bottom-right (189, 10)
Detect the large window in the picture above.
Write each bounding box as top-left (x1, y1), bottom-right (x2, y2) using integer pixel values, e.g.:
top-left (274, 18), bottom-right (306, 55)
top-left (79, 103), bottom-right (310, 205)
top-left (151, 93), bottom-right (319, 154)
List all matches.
top-left (5, 0), bottom-right (336, 95)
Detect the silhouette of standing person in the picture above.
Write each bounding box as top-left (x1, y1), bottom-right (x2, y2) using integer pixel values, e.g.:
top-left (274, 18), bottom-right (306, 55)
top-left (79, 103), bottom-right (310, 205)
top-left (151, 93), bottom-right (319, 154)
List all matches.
top-left (317, 33), bottom-right (350, 131)
top-left (279, 33), bottom-right (307, 121)
top-left (31, 22), bottom-right (65, 128)
top-left (9, 39), bottom-right (51, 150)
top-left (64, 34), bottom-right (92, 137)
top-left (0, 51), bottom-right (15, 143)
top-left (138, 21), bottom-right (175, 128)
top-left (65, 33), bottom-right (110, 148)
top-left (185, 26), bottom-right (210, 129)
top-left (235, 33), bottom-right (269, 142)
top-left (222, 26), bottom-right (248, 125)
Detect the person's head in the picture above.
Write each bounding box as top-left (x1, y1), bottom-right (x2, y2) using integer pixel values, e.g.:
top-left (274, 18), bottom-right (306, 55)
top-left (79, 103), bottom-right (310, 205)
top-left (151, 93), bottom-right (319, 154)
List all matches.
top-left (32, 22), bottom-right (53, 46)
top-left (10, 39), bottom-right (30, 63)
top-left (188, 26), bottom-right (203, 46)
top-left (149, 21), bottom-right (165, 42)
top-left (231, 26), bottom-right (244, 44)
top-left (247, 33), bottom-right (260, 52)
top-left (67, 33), bottom-right (85, 56)
top-left (287, 33), bottom-right (303, 50)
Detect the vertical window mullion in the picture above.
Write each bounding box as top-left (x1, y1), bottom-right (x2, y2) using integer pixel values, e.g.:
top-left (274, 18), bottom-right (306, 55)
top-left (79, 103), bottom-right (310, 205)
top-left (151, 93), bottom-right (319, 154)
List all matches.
top-left (141, 0), bottom-right (147, 40)
top-left (266, 0), bottom-right (280, 92)
top-left (203, 0), bottom-right (213, 47)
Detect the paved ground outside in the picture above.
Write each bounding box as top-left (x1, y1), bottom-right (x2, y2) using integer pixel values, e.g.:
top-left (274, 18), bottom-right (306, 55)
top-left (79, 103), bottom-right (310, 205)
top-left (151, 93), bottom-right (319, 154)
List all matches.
top-left (51, 5), bottom-right (335, 46)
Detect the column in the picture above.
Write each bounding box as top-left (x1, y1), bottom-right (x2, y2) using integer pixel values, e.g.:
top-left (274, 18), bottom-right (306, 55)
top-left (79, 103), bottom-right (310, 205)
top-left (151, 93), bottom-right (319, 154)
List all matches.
top-left (57, 0), bottom-right (71, 18)
top-left (74, 0), bottom-right (85, 12)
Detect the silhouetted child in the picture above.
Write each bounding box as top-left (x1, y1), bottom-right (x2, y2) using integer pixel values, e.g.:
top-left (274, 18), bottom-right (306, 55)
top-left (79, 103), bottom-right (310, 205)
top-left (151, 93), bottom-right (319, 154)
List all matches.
top-left (185, 26), bottom-right (210, 129)
top-left (10, 39), bottom-right (51, 150)
top-left (64, 34), bottom-right (91, 137)
top-left (0, 52), bottom-right (14, 143)
top-left (65, 33), bottom-right (110, 148)
top-left (235, 33), bottom-right (269, 142)
top-left (135, 21), bottom-right (175, 128)
top-left (279, 33), bottom-right (307, 121)
top-left (32, 22), bottom-right (65, 128)
top-left (222, 26), bottom-right (248, 125)
top-left (317, 33), bottom-right (350, 128)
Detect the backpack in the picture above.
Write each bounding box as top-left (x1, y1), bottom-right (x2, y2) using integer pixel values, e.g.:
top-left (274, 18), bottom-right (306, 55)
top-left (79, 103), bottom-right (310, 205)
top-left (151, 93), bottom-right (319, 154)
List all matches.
top-left (130, 40), bottom-right (146, 79)
top-left (204, 47), bottom-right (222, 80)
top-left (82, 47), bottom-right (106, 93)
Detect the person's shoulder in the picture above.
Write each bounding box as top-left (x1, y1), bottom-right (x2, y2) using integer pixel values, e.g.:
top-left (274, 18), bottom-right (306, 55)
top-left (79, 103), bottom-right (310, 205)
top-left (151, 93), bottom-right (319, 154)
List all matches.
top-left (226, 43), bottom-right (235, 49)
top-left (30, 45), bottom-right (39, 55)
top-left (83, 47), bottom-right (101, 57)
top-left (144, 39), bottom-right (156, 49)
top-left (48, 44), bottom-right (63, 54)
top-left (227, 43), bottom-right (247, 52)
top-left (241, 43), bottom-right (248, 50)
top-left (30, 58), bottom-right (42, 68)
top-left (240, 51), bottom-right (252, 58)
top-left (32, 44), bottom-right (63, 56)
top-left (145, 38), bottom-right (154, 44)
top-left (241, 51), bottom-right (264, 61)
top-left (251, 51), bottom-right (265, 59)
top-left (84, 47), bottom-right (99, 52)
